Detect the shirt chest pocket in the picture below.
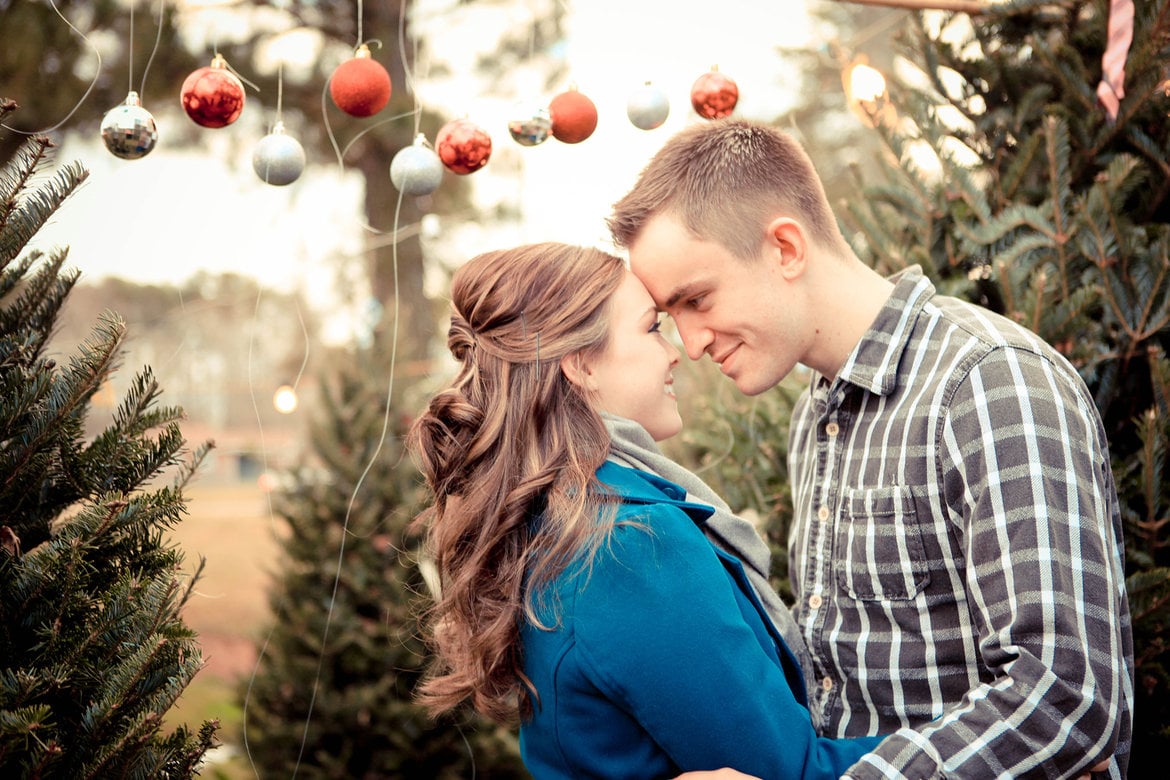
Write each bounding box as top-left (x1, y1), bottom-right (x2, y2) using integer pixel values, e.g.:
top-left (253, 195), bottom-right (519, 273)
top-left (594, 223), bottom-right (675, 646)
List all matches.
top-left (834, 486), bottom-right (930, 601)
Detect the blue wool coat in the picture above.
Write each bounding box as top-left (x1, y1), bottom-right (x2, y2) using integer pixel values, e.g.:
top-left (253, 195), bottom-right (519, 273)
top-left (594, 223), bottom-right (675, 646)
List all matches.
top-left (519, 462), bottom-right (884, 779)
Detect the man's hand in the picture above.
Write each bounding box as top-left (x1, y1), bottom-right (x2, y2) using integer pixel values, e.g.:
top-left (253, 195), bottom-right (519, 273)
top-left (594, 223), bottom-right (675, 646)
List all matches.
top-left (1075, 758), bottom-right (1110, 780)
top-left (673, 757), bottom-right (1108, 780)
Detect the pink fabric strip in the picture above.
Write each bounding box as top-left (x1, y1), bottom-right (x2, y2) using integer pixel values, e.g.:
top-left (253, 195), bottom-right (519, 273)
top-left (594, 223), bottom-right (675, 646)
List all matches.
top-left (1096, 0), bottom-right (1136, 121)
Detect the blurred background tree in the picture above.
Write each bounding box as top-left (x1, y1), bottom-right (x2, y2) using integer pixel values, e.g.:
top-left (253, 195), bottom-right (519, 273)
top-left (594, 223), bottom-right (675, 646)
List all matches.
top-left (241, 344), bottom-right (528, 778)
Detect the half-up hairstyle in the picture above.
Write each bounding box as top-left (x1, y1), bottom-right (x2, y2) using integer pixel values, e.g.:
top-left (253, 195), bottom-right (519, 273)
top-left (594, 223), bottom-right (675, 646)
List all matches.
top-left (408, 242), bottom-right (626, 724)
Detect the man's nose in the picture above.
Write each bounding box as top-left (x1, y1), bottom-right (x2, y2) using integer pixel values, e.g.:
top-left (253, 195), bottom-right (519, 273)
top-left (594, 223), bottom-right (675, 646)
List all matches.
top-left (677, 323), bottom-right (713, 362)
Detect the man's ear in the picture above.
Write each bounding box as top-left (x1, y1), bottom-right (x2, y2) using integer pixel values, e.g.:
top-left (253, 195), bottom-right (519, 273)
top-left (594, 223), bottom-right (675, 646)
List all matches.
top-left (764, 217), bottom-right (809, 281)
top-left (560, 351), bottom-right (595, 391)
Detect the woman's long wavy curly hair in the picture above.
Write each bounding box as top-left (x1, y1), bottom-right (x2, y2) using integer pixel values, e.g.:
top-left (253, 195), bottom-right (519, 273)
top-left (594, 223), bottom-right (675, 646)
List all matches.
top-left (407, 242), bottom-right (626, 724)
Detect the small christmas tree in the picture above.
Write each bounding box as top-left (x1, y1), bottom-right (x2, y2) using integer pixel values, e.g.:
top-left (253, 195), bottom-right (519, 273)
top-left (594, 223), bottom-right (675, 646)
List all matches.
top-left (242, 346), bottom-right (528, 779)
top-left (0, 103), bottom-right (217, 777)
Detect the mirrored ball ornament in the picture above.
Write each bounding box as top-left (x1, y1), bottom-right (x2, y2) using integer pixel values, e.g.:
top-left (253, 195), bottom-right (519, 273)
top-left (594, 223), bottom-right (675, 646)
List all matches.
top-left (507, 105), bottom-right (552, 146)
top-left (390, 137), bottom-right (444, 196)
top-left (101, 91), bottom-right (158, 160)
top-left (626, 81), bottom-right (670, 130)
top-left (252, 122), bottom-right (306, 186)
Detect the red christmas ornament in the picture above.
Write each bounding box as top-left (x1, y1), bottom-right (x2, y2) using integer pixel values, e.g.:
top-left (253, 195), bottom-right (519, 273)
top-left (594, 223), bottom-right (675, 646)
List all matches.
top-left (329, 44), bottom-right (392, 118)
top-left (549, 87), bottom-right (598, 144)
top-left (181, 54), bottom-right (245, 128)
top-left (690, 67), bottom-right (739, 119)
top-left (436, 119), bottom-right (492, 175)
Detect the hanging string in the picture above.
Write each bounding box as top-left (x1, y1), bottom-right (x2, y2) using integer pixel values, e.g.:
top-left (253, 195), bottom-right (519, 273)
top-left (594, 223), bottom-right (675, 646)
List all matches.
top-left (138, 0), bottom-right (166, 99)
top-left (128, 2), bottom-right (135, 94)
top-left (277, 63), bottom-right (285, 123)
top-left (288, 0), bottom-right (419, 773)
top-left (0, 0), bottom-right (101, 134)
top-left (357, 0), bottom-right (364, 50)
top-left (398, 1), bottom-right (422, 137)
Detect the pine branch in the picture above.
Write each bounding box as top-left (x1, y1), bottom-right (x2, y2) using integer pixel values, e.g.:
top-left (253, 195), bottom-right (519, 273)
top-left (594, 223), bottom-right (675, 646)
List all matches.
top-left (0, 249), bottom-right (80, 361)
top-left (0, 142), bottom-right (88, 266)
top-left (0, 136), bottom-right (55, 236)
top-left (1043, 116), bottom-right (1074, 298)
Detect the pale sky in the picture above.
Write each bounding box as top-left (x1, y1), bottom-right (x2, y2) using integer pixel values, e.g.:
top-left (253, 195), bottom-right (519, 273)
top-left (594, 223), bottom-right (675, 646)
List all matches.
top-left (30, 0), bottom-right (823, 342)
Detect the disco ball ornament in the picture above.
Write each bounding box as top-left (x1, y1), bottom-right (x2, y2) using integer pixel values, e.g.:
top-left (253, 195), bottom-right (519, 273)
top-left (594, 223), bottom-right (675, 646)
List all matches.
top-left (507, 104), bottom-right (552, 146)
top-left (626, 81), bottom-right (670, 130)
top-left (181, 54), bottom-right (245, 128)
top-left (435, 119), bottom-right (492, 175)
top-left (101, 91), bottom-right (158, 160)
top-left (690, 67), bottom-right (739, 119)
top-left (390, 135), bottom-right (444, 196)
top-left (252, 121), bottom-right (305, 186)
top-left (329, 44), bottom-right (392, 118)
top-left (549, 87), bottom-right (598, 144)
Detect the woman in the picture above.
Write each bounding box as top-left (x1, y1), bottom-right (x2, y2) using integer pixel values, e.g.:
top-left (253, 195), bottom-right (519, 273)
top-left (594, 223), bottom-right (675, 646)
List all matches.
top-left (407, 242), bottom-right (883, 779)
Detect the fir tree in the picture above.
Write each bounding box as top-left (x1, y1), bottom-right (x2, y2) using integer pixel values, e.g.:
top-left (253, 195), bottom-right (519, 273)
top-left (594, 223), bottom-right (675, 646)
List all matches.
top-left (242, 346), bottom-right (527, 779)
top-left (836, 0), bottom-right (1170, 751)
top-left (0, 103), bottom-right (217, 777)
top-left (686, 0), bottom-right (1169, 754)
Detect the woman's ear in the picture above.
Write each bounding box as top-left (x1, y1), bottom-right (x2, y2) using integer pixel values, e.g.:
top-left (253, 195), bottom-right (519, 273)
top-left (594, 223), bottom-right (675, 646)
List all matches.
top-left (560, 352), bottom-right (595, 390)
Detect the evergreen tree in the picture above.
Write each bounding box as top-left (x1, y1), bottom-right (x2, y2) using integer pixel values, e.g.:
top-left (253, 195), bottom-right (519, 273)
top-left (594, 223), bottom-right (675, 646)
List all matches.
top-left (242, 345), bottom-right (528, 779)
top-left (688, 0), bottom-right (1169, 755)
top-left (0, 104), bottom-right (217, 777)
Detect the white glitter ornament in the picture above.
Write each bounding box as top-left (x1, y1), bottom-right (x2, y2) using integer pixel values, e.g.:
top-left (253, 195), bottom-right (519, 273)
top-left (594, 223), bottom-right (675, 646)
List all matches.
top-left (252, 121), bottom-right (306, 186)
top-left (627, 82), bottom-right (670, 131)
top-left (101, 91), bottom-right (158, 160)
top-left (391, 135), bottom-right (444, 196)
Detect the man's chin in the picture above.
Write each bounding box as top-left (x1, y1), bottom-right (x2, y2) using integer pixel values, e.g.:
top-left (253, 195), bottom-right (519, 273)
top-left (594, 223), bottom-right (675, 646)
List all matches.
top-left (732, 374), bottom-right (771, 397)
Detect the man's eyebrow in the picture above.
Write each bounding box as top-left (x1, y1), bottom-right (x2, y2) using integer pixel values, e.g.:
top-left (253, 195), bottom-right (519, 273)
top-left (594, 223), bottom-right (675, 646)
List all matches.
top-left (664, 283), bottom-right (702, 310)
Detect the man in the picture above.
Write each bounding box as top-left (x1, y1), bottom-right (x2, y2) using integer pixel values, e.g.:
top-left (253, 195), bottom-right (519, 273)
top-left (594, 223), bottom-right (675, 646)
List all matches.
top-left (609, 119), bottom-right (1132, 779)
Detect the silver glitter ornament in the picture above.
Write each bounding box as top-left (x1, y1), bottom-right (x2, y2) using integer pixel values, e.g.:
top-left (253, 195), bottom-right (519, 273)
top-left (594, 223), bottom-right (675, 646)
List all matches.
top-left (101, 91), bottom-right (158, 160)
top-left (507, 104), bottom-right (552, 146)
top-left (627, 82), bottom-right (670, 130)
top-left (252, 122), bottom-right (306, 186)
top-left (390, 135), bottom-right (444, 196)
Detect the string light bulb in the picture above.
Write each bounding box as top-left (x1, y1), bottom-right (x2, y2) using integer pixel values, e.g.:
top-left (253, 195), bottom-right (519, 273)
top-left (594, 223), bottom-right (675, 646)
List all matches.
top-left (843, 56), bottom-right (893, 128)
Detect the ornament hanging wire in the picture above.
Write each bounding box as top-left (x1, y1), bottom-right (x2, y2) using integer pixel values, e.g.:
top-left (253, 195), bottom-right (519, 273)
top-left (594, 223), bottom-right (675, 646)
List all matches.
top-left (0, 0), bottom-right (101, 135)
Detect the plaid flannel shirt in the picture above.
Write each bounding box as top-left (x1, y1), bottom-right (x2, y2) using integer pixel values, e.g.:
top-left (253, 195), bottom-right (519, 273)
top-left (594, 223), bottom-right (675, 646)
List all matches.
top-left (788, 267), bottom-right (1133, 779)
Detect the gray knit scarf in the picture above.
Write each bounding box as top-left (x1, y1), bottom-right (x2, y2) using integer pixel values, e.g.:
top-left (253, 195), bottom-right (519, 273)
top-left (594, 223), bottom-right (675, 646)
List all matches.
top-left (602, 413), bottom-right (819, 724)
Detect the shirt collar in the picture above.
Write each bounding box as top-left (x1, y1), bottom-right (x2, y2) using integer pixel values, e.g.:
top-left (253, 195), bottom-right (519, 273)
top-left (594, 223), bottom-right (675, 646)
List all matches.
top-left (830, 265), bottom-right (935, 397)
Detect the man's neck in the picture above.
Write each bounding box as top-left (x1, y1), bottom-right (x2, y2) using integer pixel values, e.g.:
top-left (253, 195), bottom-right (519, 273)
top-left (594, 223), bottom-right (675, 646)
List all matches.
top-left (806, 257), bottom-right (895, 381)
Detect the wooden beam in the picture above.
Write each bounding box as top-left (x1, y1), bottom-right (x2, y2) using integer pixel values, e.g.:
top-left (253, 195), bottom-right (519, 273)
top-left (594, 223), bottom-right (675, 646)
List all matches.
top-left (834, 0), bottom-right (991, 14)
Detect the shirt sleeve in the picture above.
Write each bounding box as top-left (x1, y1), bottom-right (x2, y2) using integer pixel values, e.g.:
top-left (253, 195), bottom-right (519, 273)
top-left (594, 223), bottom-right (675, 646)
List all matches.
top-left (573, 504), bottom-right (884, 780)
top-left (844, 348), bottom-right (1130, 779)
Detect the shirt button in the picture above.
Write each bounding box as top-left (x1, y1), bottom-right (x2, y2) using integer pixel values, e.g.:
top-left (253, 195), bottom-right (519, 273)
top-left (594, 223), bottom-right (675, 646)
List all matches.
top-left (809, 594), bottom-right (823, 610)
top-left (817, 506), bottom-right (830, 522)
top-left (822, 676), bottom-right (833, 692)
top-left (825, 422), bottom-right (840, 436)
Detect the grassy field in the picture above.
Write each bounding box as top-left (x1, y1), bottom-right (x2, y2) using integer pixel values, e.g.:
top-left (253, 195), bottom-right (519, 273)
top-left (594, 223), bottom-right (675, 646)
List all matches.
top-left (166, 481), bottom-right (286, 779)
